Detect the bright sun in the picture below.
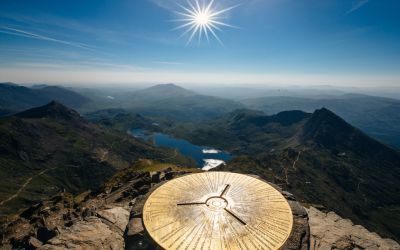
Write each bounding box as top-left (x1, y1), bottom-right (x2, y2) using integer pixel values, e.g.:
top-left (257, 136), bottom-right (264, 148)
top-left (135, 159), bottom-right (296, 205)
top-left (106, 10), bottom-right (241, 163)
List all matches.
top-left (195, 12), bottom-right (210, 25)
top-left (173, 0), bottom-right (239, 45)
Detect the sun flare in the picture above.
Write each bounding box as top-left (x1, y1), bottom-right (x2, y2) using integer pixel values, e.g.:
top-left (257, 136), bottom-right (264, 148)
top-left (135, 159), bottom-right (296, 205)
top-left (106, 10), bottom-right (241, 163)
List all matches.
top-left (173, 0), bottom-right (239, 45)
top-left (195, 12), bottom-right (210, 25)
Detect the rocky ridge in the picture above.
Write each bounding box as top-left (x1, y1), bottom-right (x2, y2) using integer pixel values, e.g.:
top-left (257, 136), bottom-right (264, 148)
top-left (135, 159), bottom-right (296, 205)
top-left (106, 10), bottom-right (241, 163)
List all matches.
top-left (0, 168), bottom-right (398, 250)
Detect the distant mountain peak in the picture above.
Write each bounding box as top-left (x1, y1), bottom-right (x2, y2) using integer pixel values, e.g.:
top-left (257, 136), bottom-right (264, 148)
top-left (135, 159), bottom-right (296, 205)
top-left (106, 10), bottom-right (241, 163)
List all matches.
top-left (135, 83), bottom-right (196, 99)
top-left (15, 101), bottom-right (81, 121)
top-left (308, 107), bottom-right (352, 130)
top-left (149, 83), bottom-right (183, 88)
top-left (161, 83), bottom-right (180, 87)
top-left (302, 108), bottom-right (354, 143)
top-left (301, 107), bottom-right (399, 157)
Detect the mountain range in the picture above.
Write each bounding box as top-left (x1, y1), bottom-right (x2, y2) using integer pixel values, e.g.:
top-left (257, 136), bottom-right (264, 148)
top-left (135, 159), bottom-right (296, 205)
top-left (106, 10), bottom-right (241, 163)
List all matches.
top-left (86, 84), bottom-right (400, 149)
top-left (1, 83), bottom-right (399, 149)
top-left (0, 83), bottom-right (90, 116)
top-left (111, 83), bottom-right (245, 122)
top-left (243, 94), bottom-right (400, 148)
top-left (0, 101), bottom-right (192, 220)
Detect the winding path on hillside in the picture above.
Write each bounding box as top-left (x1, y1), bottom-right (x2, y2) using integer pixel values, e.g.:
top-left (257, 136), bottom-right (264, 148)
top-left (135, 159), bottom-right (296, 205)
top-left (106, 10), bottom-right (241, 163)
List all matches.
top-left (284, 150), bottom-right (303, 185)
top-left (0, 167), bottom-right (56, 206)
top-left (292, 150), bottom-right (302, 170)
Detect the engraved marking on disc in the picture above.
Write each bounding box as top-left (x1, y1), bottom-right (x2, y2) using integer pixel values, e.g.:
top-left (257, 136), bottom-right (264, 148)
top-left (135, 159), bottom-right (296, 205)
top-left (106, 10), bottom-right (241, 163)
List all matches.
top-left (143, 172), bottom-right (293, 250)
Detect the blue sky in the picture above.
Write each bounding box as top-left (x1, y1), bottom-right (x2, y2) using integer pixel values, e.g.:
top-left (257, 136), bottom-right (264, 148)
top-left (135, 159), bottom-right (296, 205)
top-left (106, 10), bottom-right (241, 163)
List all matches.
top-left (0, 0), bottom-right (399, 87)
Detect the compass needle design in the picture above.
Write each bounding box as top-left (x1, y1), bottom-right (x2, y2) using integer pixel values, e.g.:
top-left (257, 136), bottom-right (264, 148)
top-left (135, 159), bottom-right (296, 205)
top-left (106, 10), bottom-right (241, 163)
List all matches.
top-left (143, 172), bottom-right (293, 250)
top-left (224, 207), bottom-right (246, 226)
top-left (177, 202), bottom-right (205, 206)
top-left (220, 184), bottom-right (230, 197)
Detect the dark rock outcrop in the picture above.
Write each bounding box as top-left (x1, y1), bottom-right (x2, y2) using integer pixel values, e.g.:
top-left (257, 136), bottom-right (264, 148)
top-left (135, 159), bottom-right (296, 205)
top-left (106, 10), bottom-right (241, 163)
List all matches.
top-left (0, 168), bottom-right (188, 249)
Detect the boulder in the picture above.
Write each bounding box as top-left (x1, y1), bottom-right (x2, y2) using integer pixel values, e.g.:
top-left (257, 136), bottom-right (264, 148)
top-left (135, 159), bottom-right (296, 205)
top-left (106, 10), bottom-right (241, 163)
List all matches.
top-left (28, 237), bottom-right (43, 248)
top-left (97, 207), bottom-right (130, 232)
top-left (126, 217), bottom-right (144, 236)
top-left (39, 218), bottom-right (124, 250)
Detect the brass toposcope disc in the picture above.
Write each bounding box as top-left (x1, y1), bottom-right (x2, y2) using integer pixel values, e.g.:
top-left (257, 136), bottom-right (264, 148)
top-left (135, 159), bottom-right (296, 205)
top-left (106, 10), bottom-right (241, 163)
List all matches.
top-left (143, 172), bottom-right (293, 250)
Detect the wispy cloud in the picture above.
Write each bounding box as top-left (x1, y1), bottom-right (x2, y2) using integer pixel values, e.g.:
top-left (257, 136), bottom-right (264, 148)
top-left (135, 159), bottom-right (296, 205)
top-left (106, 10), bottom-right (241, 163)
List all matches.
top-left (0, 26), bottom-right (95, 50)
top-left (347, 0), bottom-right (369, 14)
top-left (0, 12), bottom-right (178, 46)
top-left (152, 61), bottom-right (184, 65)
top-left (4, 61), bottom-right (149, 71)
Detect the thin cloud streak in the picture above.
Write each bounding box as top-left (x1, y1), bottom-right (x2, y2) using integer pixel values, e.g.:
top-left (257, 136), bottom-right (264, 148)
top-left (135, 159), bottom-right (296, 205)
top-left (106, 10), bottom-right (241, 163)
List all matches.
top-left (2, 61), bottom-right (149, 71)
top-left (347, 0), bottom-right (369, 14)
top-left (0, 12), bottom-right (180, 46)
top-left (152, 61), bottom-right (184, 65)
top-left (0, 26), bottom-right (96, 51)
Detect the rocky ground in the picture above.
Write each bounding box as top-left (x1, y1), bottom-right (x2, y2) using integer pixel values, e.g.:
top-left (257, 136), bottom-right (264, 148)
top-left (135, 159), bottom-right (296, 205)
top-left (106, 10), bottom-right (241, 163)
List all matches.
top-left (308, 207), bottom-right (399, 250)
top-left (0, 168), bottom-right (398, 250)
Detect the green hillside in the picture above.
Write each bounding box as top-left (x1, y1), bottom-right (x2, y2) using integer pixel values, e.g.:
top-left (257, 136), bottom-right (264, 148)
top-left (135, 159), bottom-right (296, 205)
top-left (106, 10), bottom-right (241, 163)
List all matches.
top-left (0, 101), bottom-right (193, 219)
top-left (242, 94), bottom-right (400, 148)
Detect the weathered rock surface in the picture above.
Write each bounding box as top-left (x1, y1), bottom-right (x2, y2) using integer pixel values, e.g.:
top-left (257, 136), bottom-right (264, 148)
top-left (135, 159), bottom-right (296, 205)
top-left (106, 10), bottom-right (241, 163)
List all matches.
top-left (0, 168), bottom-right (186, 250)
top-left (39, 218), bottom-right (124, 250)
top-left (97, 207), bottom-right (130, 232)
top-left (308, 207), bottom-right (400, 250)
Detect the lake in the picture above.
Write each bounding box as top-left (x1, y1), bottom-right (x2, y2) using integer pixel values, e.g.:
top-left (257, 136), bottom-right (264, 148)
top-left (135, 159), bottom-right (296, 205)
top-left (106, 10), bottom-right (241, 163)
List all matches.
top-left (131, 129), bottom-right (232, 170)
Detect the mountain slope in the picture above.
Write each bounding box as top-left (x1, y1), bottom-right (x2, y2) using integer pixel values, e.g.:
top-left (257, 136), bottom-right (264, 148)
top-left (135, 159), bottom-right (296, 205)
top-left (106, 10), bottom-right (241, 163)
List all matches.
top-left (179, 108), bottom-right (400, 240)
top-left (173, 109), bottom-right (311, 154)
top-left (113, 84), bottom-right (245, 122)
top-left (0, 83), bottom-right (90, 115)
top-left (0, 102), bottom-right (191, 219)
top-left (34, 86), bottom-right (90, 108)
top-left (0, 83), bottom-right (48, 113)
top-left (242, 94), bottom-right (400, 148)
top-left (133, 83), bottom-right (196, 99)
top-left (85, 108), bottom-right (160, 132)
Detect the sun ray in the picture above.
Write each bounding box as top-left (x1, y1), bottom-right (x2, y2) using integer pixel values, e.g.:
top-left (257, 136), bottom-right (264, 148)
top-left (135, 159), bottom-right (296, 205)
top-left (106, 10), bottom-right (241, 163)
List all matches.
top-left (172, 0), bottom-right (238, 45)
top-left (208, 22), bottom-right (222, 32)
top-left (176, 3), bottom-right (197, 16)
top-left (172, 21), bottom-right (196, 31)
top-left (206, 24), bottom-right (223, 45)
top-left (198, 24), bottom-right (203, 44)
top-left (174, 11), bottom-right (195, 19)
top-left (187, 0), bottom-right (199, 15)
top-left (209, 4), bottom-right (240, 17)
top-left (195, 0), bottom-right (201, 14)
top-left (178, 23), bottom-right (198, 39)
top-left (210, 20), bottom-right (239, 29)
top-left (205, 0), bottom-right (215, 13)
top-left (203, 25), bottom-right (210, 43)
top-left (187, 24), bottom-right (201, 45)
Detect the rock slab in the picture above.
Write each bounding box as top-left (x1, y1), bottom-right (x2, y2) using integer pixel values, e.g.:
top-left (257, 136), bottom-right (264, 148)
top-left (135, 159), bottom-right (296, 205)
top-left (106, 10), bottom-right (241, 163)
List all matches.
top-left (39, 217), bottom-right (124, 250)
top-left (308, 207), bottom-right (400, 250)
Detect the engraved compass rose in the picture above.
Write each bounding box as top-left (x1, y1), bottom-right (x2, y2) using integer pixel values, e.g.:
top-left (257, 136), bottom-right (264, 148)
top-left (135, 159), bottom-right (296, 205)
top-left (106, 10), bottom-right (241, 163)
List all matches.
top-left (143, 172), bottom-right (293, 250)
top-left (177, 184), bottom-right (246, 225)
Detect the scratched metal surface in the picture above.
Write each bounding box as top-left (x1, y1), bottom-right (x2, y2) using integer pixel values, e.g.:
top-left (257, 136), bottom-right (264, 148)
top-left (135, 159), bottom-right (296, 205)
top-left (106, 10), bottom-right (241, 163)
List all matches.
top-left (143, 172), bottom-right (293, 250)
